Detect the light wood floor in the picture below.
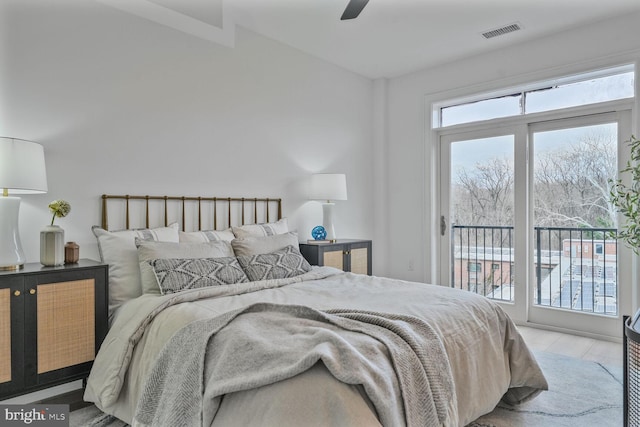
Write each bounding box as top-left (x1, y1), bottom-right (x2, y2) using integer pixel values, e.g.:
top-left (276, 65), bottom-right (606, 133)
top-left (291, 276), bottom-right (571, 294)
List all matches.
top-left (517, 325), bottom-right (623, 368)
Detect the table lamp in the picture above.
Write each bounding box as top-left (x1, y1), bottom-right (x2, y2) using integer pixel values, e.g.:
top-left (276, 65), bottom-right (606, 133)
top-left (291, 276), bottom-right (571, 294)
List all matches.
top-left (309, 173), bottom-right (347, 242)
top-left (0, 138), bottom-right (48, 270)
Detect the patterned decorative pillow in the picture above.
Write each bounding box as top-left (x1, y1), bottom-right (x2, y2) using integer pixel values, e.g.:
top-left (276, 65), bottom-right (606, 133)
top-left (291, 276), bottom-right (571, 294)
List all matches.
top-left (149, 257), bottom-right (249, 294)
top-left (136, 240), bottom-right (235, 295)
top-left (232, 218), bottom-right (289, 239)
top-left (236, 245), bottom-right (312, 282)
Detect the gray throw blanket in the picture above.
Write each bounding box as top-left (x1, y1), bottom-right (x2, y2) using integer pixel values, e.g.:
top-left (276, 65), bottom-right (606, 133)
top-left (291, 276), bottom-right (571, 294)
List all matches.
top-left (132, 303), bottom-right (457, 427)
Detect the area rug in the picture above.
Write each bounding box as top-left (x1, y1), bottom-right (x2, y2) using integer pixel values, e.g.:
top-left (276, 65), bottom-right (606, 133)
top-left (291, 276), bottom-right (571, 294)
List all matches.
top-left (70, 350), bottom-right (622, 427)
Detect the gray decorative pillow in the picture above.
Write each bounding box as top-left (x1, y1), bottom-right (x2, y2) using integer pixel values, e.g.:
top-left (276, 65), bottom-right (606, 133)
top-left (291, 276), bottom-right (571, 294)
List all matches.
top-left (231, 232), bottom-right (299, 257)
top-left (232, 218), bottom-right (289, 239)
top-left (179, 229), bottom-right (235, 243)
top-left (137, 240), bottom-right (235, 295)
top-left (149, 257), bottom-right (249, 294)
top-left (236, 245), bottom-right (312, 282)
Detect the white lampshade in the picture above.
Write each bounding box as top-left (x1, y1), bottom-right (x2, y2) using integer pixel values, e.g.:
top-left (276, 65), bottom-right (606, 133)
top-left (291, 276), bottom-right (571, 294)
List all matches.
top-left (0, 137), bottom-right (48, 270)
top-left (309, 173), bottom-right (348, 202)
top-left (0, 138), bottom-right (48, 194)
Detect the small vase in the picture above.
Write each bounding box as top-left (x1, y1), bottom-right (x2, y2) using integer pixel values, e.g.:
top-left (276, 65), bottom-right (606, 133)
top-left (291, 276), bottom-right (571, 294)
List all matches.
top-left (40, 225), bottom-right (64, 267)
top-left (64, 241), bottom-right (79, 264)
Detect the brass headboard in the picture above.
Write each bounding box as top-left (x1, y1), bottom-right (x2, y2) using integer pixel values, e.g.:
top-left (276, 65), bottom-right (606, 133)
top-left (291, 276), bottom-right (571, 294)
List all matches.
top-left (101, 194), bottom-right (282, 231)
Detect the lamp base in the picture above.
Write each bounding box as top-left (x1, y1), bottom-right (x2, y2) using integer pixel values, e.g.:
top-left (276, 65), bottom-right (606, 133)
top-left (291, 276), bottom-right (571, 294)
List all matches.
top-left (0, 264), bottom-right (23, 271)
top-left (322, 202), bottom-right (337, 242)
top-left (0, 197), bottom-right (26, 269)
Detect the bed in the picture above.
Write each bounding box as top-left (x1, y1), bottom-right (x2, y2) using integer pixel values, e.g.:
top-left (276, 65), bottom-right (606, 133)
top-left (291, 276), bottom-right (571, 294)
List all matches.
top-left (84, 194), bottom-right (548, 427)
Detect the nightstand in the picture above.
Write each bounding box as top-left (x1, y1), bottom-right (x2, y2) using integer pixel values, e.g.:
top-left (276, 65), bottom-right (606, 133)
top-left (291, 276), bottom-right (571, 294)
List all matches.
top-left (299, 239), bottom-right (372, 275)
top-left (0, 259), bottom-right (108, 400)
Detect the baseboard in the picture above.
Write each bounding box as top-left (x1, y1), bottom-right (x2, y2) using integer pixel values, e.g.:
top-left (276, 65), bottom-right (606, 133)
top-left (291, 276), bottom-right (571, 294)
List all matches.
top-left (515, 320), bottom-right (623, 343)
top-left (0, 380), bottom-right (83, 405)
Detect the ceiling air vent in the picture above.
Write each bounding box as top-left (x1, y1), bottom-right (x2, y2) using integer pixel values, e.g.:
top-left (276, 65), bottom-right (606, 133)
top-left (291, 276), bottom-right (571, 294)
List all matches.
top-left (482, 23), bottom-right (522, 39)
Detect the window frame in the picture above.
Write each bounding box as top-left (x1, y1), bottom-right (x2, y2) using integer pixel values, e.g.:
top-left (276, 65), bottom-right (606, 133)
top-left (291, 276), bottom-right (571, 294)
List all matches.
top-left (437, 108), bottom-right (633, 338)
top-left (433, 64), bottom-right (634, 129)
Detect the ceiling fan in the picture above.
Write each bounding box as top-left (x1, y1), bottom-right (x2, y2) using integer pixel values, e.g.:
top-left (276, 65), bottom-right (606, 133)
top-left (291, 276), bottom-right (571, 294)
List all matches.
top-left (341, 0), bottom-right (369, 20)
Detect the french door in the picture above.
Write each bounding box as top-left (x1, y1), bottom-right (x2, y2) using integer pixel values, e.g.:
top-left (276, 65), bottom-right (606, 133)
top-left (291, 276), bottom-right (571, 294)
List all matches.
top-left (439, 111), bottom-right (632, 338)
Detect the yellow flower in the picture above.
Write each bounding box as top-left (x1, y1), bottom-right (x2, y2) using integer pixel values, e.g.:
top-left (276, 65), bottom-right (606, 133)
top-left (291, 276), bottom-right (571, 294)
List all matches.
top-left (49, 200), bottom-right (71, 225)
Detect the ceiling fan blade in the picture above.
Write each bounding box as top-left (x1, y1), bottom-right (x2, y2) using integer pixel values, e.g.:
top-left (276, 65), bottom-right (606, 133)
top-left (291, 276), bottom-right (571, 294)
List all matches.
top-left (341, 0), bottom-right (369, 20)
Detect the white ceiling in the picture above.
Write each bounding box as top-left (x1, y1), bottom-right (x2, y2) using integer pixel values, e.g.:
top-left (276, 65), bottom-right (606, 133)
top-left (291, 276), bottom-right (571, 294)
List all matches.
top-left (113, 0), bottom-right (640, 79)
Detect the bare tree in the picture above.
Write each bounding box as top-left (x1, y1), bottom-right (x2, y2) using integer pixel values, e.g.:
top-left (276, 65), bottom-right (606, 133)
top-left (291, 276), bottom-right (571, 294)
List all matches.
top-left (534, 132), bottom-right (617, 228)
top-left (451, 132), bottom-right (616, 229)
top-left (452, 157), bottom-right (514, 226)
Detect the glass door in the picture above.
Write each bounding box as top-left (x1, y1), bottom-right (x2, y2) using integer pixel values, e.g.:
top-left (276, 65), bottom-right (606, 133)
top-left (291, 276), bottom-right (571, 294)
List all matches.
top-left (527, 114), bottom-right (631, 337)
top-left (440, 127), bottom-right (527, 322)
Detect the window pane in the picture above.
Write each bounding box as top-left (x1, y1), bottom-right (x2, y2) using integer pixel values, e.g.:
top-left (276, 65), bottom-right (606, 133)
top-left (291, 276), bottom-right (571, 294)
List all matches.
top-left (450, 135), bottom-right (514, 226)
top-left (435, 67), bottom-right (634, 128)
top-left (450, 135), bottom-right (515, 301)
top-left (441, 94), bottom-right (521, 127)
top-left (468, 262), bottom-right (482, 272)
top-left (533, 123), bottom-right (617, 228)
top-left (526, 72), bottom-right (634, 114)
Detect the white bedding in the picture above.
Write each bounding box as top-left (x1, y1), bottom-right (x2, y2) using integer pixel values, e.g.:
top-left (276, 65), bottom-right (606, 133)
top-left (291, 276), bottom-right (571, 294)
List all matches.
top-left (85, 267), bottom-right (548, 426)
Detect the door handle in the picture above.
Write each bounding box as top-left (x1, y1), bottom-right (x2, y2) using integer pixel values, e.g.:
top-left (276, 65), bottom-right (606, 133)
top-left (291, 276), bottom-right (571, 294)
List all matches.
top-left (440, 215), bottom-right (447, 236)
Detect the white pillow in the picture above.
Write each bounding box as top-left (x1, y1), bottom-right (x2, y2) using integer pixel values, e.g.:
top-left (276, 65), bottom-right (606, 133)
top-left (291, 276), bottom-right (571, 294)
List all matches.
top-left (92, 223), bottom-right (179, 321)
top-left (137, 240), bottom-right (235, 295)
top-left (231, 232), bottom-right (299, 257)
top-left (232, 218), bottom-right (289, 239)
top-left (179, 228), bottom-right (235, 243)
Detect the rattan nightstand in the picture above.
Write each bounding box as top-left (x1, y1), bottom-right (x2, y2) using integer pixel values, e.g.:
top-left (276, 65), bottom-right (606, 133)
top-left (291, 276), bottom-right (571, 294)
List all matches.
top-left (0, 259), bottom-right (108, 400)
top-left (299, 239), bottom-right (372, 275)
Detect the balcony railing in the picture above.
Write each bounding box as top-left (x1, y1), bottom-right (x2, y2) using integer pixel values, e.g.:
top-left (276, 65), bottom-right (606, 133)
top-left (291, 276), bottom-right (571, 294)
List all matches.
top-left (451, 225), bottom-right (617, 316)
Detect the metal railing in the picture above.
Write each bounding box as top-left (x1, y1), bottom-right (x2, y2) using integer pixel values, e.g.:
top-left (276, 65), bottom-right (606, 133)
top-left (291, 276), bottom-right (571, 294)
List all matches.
top-left (451, 225), bottom-right (618, 316)
top-left (451, 225), bottom-right (514, 301)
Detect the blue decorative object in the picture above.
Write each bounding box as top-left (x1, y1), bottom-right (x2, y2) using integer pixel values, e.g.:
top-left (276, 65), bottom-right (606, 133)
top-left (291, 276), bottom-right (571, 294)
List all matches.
top-left (311, 225), bottom-right (327, 240)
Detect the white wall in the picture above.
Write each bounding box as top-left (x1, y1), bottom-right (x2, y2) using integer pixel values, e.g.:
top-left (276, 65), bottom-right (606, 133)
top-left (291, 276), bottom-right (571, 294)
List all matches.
top-left (0, 0), bottom-right (374, 266)
top-left (386, 12), bottom-right (640, 283)
top-left (5, 2), bottom-right (640, 283)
